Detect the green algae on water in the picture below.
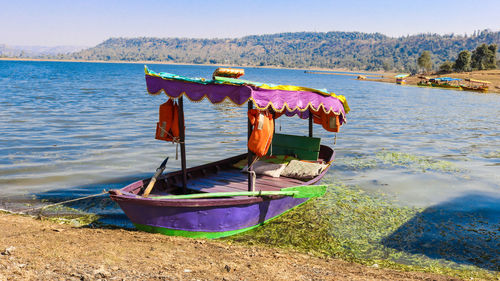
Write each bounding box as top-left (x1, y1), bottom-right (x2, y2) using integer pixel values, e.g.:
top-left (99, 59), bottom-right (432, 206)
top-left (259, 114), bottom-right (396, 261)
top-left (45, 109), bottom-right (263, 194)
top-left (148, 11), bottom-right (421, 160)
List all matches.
top-left (375, 150), bottom-right (463, 173)
top-left (483, 150), bottom-right (500, 159)
top-left (336, 156), bottom-right (378, 170)
top-left (228, 184), bottom-right (499, 280)
top-left (38, 204), bottom-right (100, 227)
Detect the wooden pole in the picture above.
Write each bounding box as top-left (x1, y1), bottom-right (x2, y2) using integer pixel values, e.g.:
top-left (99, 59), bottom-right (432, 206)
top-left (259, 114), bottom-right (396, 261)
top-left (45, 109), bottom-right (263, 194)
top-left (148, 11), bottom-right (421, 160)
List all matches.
top-left (178, 96), bottom-right (187, 193)
top-left (247, 101), bottom-right (254, 192)
top-left (308, 109), bottom-right (313, 137)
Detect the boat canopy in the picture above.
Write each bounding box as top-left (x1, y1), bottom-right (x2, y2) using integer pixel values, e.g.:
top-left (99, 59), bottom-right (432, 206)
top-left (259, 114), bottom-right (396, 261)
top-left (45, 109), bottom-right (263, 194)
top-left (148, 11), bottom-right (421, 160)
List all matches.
top-left (145, 66), bottom-right (349, 125)
top-left (465, 78), bottom-right (491, 84)
top-left (433, 77), bottom-right (462, 82)
top-left (395, 74), bottom-right (409, 78)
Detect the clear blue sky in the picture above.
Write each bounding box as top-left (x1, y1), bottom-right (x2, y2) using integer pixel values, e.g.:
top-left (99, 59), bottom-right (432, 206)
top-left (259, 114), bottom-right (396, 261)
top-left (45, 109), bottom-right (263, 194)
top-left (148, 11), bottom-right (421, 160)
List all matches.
top-left (1, 0), bottom-right (499, 46)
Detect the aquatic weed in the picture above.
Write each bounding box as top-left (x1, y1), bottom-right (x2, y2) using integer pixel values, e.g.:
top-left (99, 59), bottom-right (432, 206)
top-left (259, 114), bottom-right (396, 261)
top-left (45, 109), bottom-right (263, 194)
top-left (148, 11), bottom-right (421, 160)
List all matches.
top-left (335, 156), bottom-right (378, 170)
top-left (375, 150), bottom-right (463, 173)
top-left (38, 204), bottom-right (100, 227)
top-left (483, 150), bottom-right (500, 159)
top-left (228, 184), bottom-right (499, 280)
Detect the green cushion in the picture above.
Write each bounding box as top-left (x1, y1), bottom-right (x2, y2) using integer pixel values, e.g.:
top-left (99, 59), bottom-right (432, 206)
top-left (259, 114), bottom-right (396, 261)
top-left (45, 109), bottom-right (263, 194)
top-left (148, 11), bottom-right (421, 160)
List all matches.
top-left (268, 133), bottom-right (320, 160)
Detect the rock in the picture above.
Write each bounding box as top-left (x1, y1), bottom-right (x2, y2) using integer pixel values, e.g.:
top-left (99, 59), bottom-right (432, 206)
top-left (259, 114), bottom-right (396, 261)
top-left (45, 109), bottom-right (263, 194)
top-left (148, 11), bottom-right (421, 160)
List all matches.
top-left (93, 266), bottom-right (110, 278)
top-left (1, 246), bottom-right (16, 256)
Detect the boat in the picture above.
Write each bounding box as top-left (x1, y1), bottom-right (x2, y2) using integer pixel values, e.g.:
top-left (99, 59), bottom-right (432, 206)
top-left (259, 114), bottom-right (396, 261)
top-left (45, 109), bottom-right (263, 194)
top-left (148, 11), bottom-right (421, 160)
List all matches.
top-left (461, 78), bottom-right (490, 93)
top-left (417, 76), bottom-right (432, 87)
top-left (429, 77), bottom-right (462, 90)
top-left (395, 74), bottom-right (409, 85)
top-left (109, 67), bottom-right (349, 239)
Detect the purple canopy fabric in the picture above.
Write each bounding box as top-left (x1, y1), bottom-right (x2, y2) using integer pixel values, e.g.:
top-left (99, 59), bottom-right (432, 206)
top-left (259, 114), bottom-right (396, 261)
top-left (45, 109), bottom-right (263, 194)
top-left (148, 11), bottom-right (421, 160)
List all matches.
top-left (146, 73), bottom-right (347, 125)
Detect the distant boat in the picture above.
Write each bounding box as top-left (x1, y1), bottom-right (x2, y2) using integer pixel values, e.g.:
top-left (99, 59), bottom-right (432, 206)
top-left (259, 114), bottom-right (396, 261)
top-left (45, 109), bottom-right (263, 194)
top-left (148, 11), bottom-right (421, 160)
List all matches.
top-left (417, 76), bottom-right (432, 87)
top-left (461, 78), bottom-right (490, 93)
top-left (429, 77), bottom-right (462, 90)
top-left (395, 74), bottom-right (409, 85)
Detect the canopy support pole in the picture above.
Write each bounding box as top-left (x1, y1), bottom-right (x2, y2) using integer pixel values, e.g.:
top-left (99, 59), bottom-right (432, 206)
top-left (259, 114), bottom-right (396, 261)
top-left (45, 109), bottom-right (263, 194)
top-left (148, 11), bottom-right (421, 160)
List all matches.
top-left (247, 101), bottom-right (254, 192)
top-left (308, 109), bottom-right (313, 137)
top-left (178, 96), bottom-right (187, 193)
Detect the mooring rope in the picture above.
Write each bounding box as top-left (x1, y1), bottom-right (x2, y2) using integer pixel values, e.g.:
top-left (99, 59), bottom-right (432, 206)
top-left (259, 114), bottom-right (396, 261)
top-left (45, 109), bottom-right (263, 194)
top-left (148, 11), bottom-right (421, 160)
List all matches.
top-left (20, 190), bottom-right (109, 215)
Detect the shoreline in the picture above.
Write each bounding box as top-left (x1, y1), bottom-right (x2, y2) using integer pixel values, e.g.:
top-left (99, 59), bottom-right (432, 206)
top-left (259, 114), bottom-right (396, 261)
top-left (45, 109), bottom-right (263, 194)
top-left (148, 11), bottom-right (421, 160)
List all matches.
top-left (362, 70), bottom-right (500, 94)
top-left (0, 57), bottom-right (391, 76)
top-left (0, 211), bottom-right (460, 281)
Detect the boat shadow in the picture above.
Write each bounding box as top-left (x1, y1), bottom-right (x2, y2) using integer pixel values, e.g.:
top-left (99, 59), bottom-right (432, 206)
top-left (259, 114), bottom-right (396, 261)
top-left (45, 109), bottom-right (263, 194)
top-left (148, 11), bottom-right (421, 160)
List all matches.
top-left (381, 192), bottom-right (500, 271)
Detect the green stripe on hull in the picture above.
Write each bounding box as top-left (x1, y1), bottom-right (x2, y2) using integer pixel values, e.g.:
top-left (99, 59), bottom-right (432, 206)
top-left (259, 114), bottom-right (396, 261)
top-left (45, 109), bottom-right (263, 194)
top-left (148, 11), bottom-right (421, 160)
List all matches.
top-left (133, 199), bottom-right (310, 239)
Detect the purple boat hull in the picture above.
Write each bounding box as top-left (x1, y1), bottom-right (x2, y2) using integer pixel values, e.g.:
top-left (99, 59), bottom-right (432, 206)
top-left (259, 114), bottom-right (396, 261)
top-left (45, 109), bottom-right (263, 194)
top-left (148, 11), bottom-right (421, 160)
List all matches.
top-left (115, 195), bottom-right (307, 233)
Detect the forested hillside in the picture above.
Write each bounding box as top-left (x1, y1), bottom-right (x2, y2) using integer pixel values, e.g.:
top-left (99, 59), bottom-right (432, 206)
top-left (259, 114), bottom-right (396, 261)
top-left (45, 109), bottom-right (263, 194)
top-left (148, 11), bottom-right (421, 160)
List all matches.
top-left (10, 30), bottom-right (500, 71)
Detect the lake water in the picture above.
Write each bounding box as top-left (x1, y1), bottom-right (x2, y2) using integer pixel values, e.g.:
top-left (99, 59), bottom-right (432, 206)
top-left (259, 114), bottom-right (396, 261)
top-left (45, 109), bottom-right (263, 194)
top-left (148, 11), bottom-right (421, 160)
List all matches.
top-left (1, 61), bottom-right (499, 270)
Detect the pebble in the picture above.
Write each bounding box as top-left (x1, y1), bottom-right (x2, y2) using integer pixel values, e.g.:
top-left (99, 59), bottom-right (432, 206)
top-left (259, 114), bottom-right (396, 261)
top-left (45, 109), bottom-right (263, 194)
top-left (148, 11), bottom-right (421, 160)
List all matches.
top-left (1, 246), bottom-right (15, 256)
top-left (93, 266), bottom-right (110, 278)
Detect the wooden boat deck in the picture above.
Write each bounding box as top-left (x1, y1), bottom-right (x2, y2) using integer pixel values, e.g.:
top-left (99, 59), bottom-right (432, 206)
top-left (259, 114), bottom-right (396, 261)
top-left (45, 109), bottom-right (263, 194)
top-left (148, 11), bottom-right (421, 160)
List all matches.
top-left (144, 146), bottom-right (334, 197)
top-left (148, 168), bottom-right (306, 197)
top-left (185, 169), bottom-right (306, 193)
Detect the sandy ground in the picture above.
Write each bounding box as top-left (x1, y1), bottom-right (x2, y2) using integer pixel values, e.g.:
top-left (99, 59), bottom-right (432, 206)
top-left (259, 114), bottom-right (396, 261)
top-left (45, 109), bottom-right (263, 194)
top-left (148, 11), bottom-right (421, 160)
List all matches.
top-left (363, 70), bottom-right (500, 94)
top-left (0, 212), bottom-right (463, 281)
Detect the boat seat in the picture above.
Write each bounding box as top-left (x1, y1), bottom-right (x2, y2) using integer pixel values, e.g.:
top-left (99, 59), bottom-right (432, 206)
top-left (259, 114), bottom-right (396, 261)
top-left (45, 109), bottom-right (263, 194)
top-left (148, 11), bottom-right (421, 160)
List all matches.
top-left (268, 133), bottom-right (321, 161)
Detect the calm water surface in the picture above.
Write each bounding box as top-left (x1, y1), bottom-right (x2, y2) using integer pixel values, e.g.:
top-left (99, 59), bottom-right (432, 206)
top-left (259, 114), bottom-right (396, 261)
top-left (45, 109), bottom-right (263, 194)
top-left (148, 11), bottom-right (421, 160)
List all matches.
top-left (0, 60), bottom-right (499, 221)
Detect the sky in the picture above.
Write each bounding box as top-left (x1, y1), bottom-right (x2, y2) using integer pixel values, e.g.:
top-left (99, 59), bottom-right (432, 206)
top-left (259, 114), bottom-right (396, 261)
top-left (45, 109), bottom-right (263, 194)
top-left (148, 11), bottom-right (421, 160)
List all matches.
top-left (1, 0), bottom-right (500, 47)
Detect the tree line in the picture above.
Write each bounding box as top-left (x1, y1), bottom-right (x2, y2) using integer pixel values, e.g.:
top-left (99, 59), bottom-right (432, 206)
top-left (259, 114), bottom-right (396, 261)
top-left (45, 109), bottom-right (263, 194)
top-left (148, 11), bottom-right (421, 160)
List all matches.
top-left (3, 30), bottom-right (500, 72)
top-left (417, 43), bottom-right (498, 74)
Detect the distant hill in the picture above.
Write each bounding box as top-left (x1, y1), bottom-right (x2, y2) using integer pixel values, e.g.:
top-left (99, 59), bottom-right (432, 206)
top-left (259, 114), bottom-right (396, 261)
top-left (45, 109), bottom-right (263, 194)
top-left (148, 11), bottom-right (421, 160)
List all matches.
top-left (5, 30), bottom-right (500, 72)
top-left (0, 44), bottom-right (88, 57)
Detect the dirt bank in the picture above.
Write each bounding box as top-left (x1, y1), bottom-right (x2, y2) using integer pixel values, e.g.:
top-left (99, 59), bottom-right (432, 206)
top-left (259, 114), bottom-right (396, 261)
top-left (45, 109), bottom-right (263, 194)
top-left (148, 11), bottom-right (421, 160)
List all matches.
top-left (0, 212), bottom-right (462, 281)
top-left (362, 70), bottom-right (500, 94)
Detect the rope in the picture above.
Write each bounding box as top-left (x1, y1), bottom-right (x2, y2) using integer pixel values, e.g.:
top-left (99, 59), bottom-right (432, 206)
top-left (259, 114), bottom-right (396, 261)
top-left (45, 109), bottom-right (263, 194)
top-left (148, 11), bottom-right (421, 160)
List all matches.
top-left (248, 156), bottom-right (260, 169)
top-left (159, 126), bottom-right (181, 144)
top-left (21, 190), bottom-right (108, 214)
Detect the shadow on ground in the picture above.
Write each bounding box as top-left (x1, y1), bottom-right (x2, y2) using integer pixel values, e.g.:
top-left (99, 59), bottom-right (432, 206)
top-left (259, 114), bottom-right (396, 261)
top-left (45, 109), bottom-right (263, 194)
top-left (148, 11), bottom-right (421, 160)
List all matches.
top-left (0, 175), bottom-right (150, 228)
top-left (381, 191), bottom-right (500, 271)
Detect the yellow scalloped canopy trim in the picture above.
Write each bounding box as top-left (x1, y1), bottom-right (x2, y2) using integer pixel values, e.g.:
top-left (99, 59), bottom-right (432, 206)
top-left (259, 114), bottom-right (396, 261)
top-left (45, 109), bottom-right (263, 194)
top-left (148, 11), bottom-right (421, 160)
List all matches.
top-left (147, 88), bottom-right (345, 120)
top-left (257, 84), bottom-right (349, 114)
top-left (145, 66), bottom-right (350, 114)
top-left (212, 76), bottom-right (349, 113)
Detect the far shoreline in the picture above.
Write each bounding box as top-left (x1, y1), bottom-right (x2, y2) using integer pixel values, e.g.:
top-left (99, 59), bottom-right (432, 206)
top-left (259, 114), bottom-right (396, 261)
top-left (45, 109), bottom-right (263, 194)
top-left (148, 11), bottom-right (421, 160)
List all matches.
top-left (5, 57), bottom-right (497, 93)
top-left (0, 57), bottom-right (392, 77)
top-left (362, 69), bottom-right (500, 94)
